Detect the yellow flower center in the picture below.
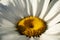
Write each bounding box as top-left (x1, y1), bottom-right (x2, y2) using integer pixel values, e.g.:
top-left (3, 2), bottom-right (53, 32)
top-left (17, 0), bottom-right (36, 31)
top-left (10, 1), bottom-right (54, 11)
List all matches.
top-left (16, 16), bottom-right (47, 38)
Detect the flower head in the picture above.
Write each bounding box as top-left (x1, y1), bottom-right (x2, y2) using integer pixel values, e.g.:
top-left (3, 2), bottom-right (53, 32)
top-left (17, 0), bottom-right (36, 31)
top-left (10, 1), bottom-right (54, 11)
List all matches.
top-left (0, 0), bottom-right (60, 40)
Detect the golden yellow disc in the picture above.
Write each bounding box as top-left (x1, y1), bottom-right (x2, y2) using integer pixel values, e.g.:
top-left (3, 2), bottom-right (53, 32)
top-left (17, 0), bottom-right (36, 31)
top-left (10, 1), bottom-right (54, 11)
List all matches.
top-left (16, 16), bottom-right (47, 37)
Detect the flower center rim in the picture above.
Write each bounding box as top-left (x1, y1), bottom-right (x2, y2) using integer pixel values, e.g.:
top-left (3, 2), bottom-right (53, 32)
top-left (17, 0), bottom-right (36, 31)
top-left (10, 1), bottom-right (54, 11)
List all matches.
top-left (16, 16), bottom-right (47, 38)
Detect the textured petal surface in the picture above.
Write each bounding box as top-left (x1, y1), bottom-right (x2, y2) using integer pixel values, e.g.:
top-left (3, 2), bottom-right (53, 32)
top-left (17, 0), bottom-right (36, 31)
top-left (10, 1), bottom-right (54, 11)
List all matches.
top-left (12, 0), bottom-right (29, 17)
top-left (26, 0), bottom-right (32, 15)
top-left (0, 14), bottom-right (16, 34)
top-left (45, 23), bottom-right (60, 35)
top-left (0, 0), bottom-right (30, 18)
top-left (0, 3), bottom-right (21, 24)
top-left (42, 0), bottom-right (58, 19)
top-left (48, 14), bottom-right (60, 27)
top-left (0, 0), bottom-right (60, 40)
top-left (0, 18), bottom-right (14, 27)
top-left (44, 0), bottom-right (60, 21)
top-left (0, 19), bottom-right (16, 34)
top-left (39, 0), bottom-right (50, 19)
top-left (1, 33), bottom-right (28, 40)
top-left (40, 34), bottom-right (60, 40)
top-left (30, 0), bottom-right (37, 16)
top-left (35, 0), bottom-right (44, 17)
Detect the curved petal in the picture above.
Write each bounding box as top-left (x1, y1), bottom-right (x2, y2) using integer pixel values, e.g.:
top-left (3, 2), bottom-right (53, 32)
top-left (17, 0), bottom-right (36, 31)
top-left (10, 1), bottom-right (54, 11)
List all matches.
top-left (35, 0), bottom-right (44, 17)
top-left (0, 26), bottom-right (15, 35)
top-left (48, 14), bottom-right (60, 26)
top-left (0, 26), bottom-right (16, 34)
top-left (1, 33), bottom-right (28, 40)
top-left (39, 34), bottom-right (60, 40)
top-left (42, 0), bottom-right (58, 19)
top-left (45, 23), bottom-right (60, 35)
top-left (0, 0), bottom-right (30, 18)
top-left (0, 3), bottom-right (21, 24)
top-left (0, 0), bottom-right (9, 5)
top-left (0, 18), bottom-right (14, 27)
top-left (12, 0), bottom-right (29, 17)
top-left (30, 0), bottom-right (37, 16)
top-left (25, 0), bottom-right (33, 16)
top-left (44, 0), bottom-right (60, 21)
top-left (39, 0), bottom-right (50, 19)
top-left (0, 18), bottom-right (16, 34)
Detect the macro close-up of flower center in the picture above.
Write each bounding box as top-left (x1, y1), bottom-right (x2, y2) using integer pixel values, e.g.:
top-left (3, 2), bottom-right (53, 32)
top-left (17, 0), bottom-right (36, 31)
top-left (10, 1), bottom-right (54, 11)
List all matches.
top-left (16, 16), bottom-right (47, 37)
top-left (0, 0), bottom-right (60, 40)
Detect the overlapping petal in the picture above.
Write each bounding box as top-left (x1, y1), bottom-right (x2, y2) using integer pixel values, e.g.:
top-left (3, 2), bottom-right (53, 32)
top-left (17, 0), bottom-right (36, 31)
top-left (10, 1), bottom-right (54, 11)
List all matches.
top-left (45, 23), bottom-right (60, 35)
top-left (40, 34), bottom-right (60, 40)
top-left (2, 33), bottom-right (27, 40)
top-left (44, 0), bottom-right (60, 22)
top-left (0, 0), bottom-right (60, 40)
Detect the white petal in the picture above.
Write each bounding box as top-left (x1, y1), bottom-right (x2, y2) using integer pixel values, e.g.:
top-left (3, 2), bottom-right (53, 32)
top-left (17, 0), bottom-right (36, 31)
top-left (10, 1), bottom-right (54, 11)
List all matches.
top-left (44, 0), bottom-right (60, 21)
top-left (0, 0), bottom-right (9, 5)
top-left (39, 0), bottom-right (50, 19)
top-left (0, 4), bottom-right (21, 24)
top-left (34, 37), bottom-right (40, 40)
top-left (35, 0), bottom-right (44, 17)
top-left (48, 14), bottom-right (60, 26)
top-left (0, 18), bottom-right (16, 34)
top-left (42, 0), bottom-right (58, 19)
top-left (40, 34), bottom-right (60, 40)
top-left (0, 26), bottom-right (16, 34)
top-left (0, 18), bottom-right (14, 27)
top-left (45, 23), bottom-right (60, 35)
top-left (2, 33), bottom-right (28, 40)
top-left (1, 0), bottom-right (29, 18)
top-left (0, 28), bottom-right (14, 34)
top-left (12, 0), bottom-right (29, 17)
top-left (26, 0), bottom-right (33, 16)
top-left (30, 0), bottom-right (38, 16)
top-left (45, 0), bottom-right (58, 14)
top-left (28, 37), bottom-right (34, 40)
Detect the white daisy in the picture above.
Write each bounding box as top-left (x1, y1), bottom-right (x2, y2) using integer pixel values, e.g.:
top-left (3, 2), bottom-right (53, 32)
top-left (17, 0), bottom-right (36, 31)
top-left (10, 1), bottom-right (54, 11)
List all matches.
top-left (0, 0), bottom-right (60, 40)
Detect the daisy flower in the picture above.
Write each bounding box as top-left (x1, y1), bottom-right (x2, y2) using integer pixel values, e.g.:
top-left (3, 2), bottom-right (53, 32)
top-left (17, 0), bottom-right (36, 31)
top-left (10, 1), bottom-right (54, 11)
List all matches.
top-left (0, 0), bottom-right (60, 40)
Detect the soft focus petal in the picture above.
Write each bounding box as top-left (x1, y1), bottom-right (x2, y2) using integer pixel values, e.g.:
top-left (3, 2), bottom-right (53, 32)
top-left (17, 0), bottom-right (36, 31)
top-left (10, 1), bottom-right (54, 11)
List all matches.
top-left (48, 14), bottom-right (60, 26)
top-left (28, 37), bottom-right (34, 40)
top-left (0, 17), bottom-right (16, 34)
top-left (25, 0), bottom-right (33, 16)
top-left (0, 27), bottom-right (16, 34)
top-left (0, 18), bottom-right (14, 27)
top-left (26, 0), bottom-right (43, 16)
top-left (0, 0), bottom-right (9, 5)
top-left (12, 0), bottom-right (29, 17)
top-left (35, 0), bottom-right (44, 17)
top-left (45, 0), bottom-right (58, 15)
top-left (44, 0), bottom-right (60, 21)
top-left (0, 24), bottom-right (15, 35)
top-left (0, 24), bottom-right (16, 34)
top-left (0, 0), bottom-right (30, 18)
top-left (34, 37), bottom-right (40, 40)
top-left (1, 33), bottom-right (28, 40)
top-left (42, 0), bottom-right (58, 19)
top-left (30, 0), bottom-right (37, 16)
top-left (0, 3), bottom-right (21, 24)
top-left (39, 0), bottom-right (50, 19)
top-left (45, 23), bottom-right (60, 35)
top-left (40, 34), bottom-right (60, 40)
